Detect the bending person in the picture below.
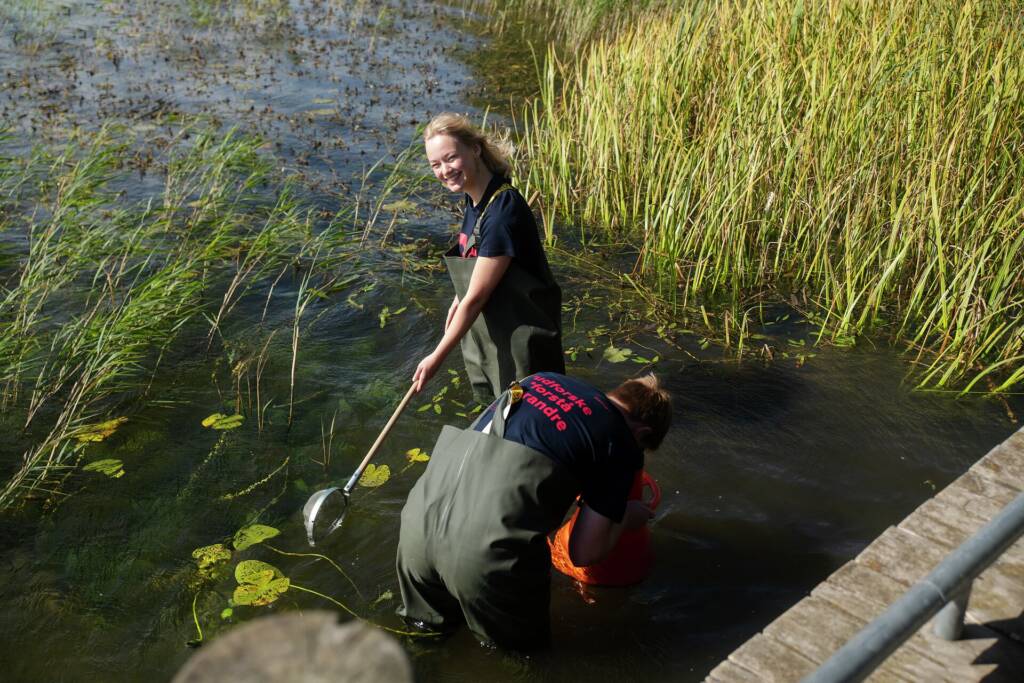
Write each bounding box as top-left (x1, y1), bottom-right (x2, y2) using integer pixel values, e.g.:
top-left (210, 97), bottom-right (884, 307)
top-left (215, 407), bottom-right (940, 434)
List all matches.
top-left (396, 372), bottom-right (672, 650)
top-left (412, 113), bottom-right (564, 403)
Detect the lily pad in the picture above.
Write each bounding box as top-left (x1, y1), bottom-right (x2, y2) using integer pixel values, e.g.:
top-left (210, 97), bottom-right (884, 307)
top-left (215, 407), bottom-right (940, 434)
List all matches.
top-left (602, 345), bottom-right (633, 363)
top-left (405, 448), bottom-right (430, 463)
top-left (192, 543), bottom-right (232, 570)
top-left (83, 459), bottom-right (125, 478)
top-left (233, 560), bottom-right (289, 607)
top-left (201, 413), bottom-right (244, 430)
top-left (232, 524), bottom-right (280, 551)
top-left (76, 417), bottom-right (128, 443)
top-left (358, 463), bottom-right (390, 487)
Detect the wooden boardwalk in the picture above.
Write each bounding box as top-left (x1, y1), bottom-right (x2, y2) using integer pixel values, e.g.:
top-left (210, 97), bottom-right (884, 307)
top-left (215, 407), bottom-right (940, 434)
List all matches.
top-left (706, 426), bottom-right (1024, 683)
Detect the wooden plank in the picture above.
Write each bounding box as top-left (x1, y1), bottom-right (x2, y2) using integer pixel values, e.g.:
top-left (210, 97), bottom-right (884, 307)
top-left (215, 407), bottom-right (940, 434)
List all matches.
top-left (933, 483), bottom-right (1007, 522)
top-left (899, 508), bottom-right (971, 551)
top-left (824, 562), bottom-right (909, 611)
top-left (811, 571), bottom-right (1014, 682)
top-left (910, 499), bottom-right (1024, 566)
top-left (975, 432), bottom-right (1024, 489)
top-left (872, 634), bottom-right (998, 683)
top-left (968, 563), bottom-right (1024, 638)
top-left (857, 527), bottom-right (945, 587)
top-left (948, 469), bottom-right (1021, 505)
top-left (761, 596), bottom-right (865, 664)
top-left (725, 633), bottom-right (817, 683)
top-left (903, 626), bottom-right (1024, 681)
top-left (704, 658), bottom-right (762, 683)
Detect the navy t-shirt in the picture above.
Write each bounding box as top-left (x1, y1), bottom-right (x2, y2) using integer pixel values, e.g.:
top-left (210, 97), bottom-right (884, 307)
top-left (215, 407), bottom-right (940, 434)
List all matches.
top-left (474, 372), bottom-right (644, 523)
top-left (458, 175), bottom-right (550, 282)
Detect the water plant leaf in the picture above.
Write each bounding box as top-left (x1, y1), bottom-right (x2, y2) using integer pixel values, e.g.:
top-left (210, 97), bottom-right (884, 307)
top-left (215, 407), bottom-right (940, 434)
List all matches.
top-left (234, 560), bottom-right (287, 593)
top-left (83, 459), bottom-right (125, 478)
top-left (405, 448), bottom-right (430, 463)
top-left (192, 543), bottom-right (232, 570)
top-left (602, 345), bottom-right (633, 363)
top-left (201, 413), bottom-right (244, 430)
top-left (233, 560), bottom-right (290, 607)
top-left (381, 199), bottom-right (416, 213)
top-left (232, 524), bottom-right (280, 551)
top-left (220, 608), bottom-right (233, 620)
top-left (371, 589), bottom-right (394, 607)
top-left (358, 464), bottom-right (390, 487)
top-left (378, 305), bottom-right (408, 328)
top-left (416, 403), bottom-right (432, 412)
top-left (75, 417), bottom-right (128, 443)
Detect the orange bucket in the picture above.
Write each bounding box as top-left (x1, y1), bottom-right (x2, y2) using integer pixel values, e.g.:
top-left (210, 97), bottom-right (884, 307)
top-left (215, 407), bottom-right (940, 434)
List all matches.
top-left (549, 470), bottom-right (661, 586)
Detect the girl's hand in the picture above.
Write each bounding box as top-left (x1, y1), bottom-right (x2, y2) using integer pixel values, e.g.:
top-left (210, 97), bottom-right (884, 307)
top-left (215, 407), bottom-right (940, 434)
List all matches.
top-left (413, 353), bottom-right (443, 394)
top-left (444, 295), bottom-right (460, 332)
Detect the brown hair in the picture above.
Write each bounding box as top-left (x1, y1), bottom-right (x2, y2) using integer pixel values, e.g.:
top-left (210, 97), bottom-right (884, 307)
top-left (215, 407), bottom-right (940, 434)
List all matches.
top-left (607, 374), bottom-right (673, 450)
top-left (423, 112), bottom-right (513, 178)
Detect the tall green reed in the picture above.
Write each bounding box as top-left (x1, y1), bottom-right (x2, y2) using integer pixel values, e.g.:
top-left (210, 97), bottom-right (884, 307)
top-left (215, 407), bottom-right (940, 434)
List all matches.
top-left (511, 0), bottom-right (1024, 392)
top-left (0, 125), bottom-right (348, 510)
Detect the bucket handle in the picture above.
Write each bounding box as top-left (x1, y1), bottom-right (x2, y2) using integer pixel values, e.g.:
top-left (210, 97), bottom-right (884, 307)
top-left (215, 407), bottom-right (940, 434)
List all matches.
top-left (641, 471), bottom-right (661, 510)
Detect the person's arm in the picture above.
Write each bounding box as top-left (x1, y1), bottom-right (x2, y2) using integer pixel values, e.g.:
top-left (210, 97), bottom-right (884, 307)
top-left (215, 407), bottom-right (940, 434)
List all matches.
top-left (567, 500), bottom-right (653, 567)
top-left (412, 255), bottom-right (511, 393)
top-left (444, 295), bottom-right (460, 331)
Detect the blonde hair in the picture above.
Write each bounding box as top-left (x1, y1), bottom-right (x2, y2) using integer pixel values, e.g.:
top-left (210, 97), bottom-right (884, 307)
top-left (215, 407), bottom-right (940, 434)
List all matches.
top-left (423, 112), bottom-right (513, 178)
top-left (607, 374), bottom-right (673, 450)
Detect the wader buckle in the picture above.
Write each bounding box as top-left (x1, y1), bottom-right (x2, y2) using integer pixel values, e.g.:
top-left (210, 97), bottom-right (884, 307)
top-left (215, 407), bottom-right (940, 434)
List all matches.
top-left (507, 380), bottom-right (524, 404)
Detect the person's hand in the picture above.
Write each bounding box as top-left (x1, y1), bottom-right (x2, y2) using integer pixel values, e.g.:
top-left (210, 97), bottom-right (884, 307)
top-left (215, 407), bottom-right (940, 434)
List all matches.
top-left (622, 500), bottom-right (654, 530)
top-left (412, 352), bottom-right (443, 394)
top-left (444, 296), bottom-right (460, 332)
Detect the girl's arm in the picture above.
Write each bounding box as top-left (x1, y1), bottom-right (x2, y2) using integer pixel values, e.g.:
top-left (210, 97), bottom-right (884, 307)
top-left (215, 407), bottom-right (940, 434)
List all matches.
top-left (567, 500), bottom-right (654, 566)
top-left (444, 295), bottom-right (459, 331)
top-left (413, 255), bottom-right (511, 393)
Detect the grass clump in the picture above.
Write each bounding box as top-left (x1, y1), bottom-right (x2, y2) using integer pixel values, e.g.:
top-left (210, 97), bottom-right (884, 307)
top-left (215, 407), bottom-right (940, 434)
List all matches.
top-left (497, 0), bottom-right (1024, 392)
top-left (0, 125), bottom-right (362, 510)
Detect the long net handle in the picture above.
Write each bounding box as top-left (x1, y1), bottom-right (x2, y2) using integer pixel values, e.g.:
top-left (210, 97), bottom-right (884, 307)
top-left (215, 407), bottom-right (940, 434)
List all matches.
top-left (344, 383), bottom-right (417, 493)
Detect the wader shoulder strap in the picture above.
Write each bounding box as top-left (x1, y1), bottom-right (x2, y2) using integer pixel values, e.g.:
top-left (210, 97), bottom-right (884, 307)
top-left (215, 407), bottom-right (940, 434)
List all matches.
top-left (464, 183), bottom-right (515, 255)
top-left (470, 381), bottom-right (524, 438)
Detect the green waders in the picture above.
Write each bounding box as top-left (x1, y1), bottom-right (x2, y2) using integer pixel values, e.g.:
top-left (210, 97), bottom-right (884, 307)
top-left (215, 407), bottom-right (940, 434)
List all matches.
top-left (396, 388), bottom-right (579, 649)
top-left (445, 185), bottom-right (565, 404)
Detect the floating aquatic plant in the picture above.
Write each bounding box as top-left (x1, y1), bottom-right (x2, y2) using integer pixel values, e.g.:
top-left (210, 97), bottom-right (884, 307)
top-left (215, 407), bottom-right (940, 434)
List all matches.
top-left (192, 543), bottom-right (232, 571)
top-left (201, 413), bottom-right (244, 430)
top-left (602, 346), bottom-right (632, 364)
top-left (405, 448), bottom-right (429, 463)
top-left (233, 559), bottom-right (290, 606)
top-left (82, 459), bottom-right (125, 479)
top-left (232, 524), bottom-right (280, 551)
top-left (358, 464), bottom-right (390, 487)
top-left (74, 417), bottom-right (129, 443)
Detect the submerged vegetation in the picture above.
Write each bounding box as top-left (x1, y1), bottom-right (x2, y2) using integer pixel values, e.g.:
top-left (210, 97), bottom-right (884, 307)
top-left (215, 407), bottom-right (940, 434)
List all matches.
top-left (480, 0), bottom-right (1024, 393)
top-left (0, 125), bottom-right (373, 510)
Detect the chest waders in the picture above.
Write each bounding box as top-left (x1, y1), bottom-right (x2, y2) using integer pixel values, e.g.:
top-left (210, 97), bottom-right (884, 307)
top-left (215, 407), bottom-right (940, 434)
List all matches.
top-left (396, 386), bottom-right (579, 649)
top-left (444, 185), bottom-right (565, 403)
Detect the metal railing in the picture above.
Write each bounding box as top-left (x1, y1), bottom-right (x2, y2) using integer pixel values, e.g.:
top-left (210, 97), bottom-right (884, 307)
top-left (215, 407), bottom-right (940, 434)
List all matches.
top-left (803, 491), bottom-right (1024, 683)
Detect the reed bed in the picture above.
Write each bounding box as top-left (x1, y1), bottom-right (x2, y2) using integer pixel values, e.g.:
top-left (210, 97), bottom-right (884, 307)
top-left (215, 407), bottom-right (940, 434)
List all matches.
top-left (500, 0), bottom-right (1024, 392)
top-left (0, 126), bottom-right (364, 510)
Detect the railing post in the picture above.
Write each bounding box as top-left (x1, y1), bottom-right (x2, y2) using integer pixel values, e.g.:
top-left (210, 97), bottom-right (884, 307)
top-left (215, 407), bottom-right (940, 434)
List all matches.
top-left (932, 583), bottom-right (971, 641)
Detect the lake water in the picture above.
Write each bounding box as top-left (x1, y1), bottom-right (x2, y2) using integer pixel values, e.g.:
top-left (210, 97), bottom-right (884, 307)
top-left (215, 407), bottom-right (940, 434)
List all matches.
top-left (1, 2), bottom-right (1021, 681)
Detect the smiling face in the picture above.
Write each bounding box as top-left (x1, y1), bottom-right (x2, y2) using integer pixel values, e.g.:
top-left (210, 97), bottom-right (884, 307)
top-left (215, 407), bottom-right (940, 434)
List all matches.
top-left (425, 133), bottom-right (483, 196)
